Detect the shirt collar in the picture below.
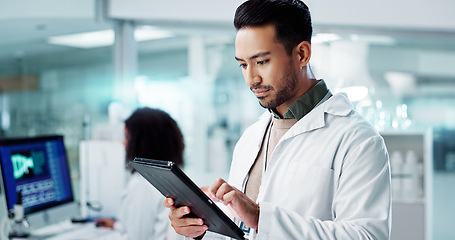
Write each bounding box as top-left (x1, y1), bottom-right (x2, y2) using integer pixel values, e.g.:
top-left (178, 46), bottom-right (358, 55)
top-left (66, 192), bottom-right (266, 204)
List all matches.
top-left (269, 79), bottom-right (331, 121)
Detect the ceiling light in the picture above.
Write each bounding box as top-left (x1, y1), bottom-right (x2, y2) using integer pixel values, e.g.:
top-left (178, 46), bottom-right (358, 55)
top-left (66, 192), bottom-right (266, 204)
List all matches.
top-left (48, 26), bottom-right (173, 49)
top-left (350, 34), bottom-right (395, 45)
top-left (48, 30), bottom-right (114, 48)
top-left (311, 33), bottom-right (341, 44)
top-left (135, 26), bottom-right (173, 42)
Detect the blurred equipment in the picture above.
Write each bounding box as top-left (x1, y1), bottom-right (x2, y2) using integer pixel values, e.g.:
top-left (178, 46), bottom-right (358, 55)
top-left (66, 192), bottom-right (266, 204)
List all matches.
top-left (79, 140), bottom-right (126, 219)
top-left (7, 191), bottom-right (30, 238)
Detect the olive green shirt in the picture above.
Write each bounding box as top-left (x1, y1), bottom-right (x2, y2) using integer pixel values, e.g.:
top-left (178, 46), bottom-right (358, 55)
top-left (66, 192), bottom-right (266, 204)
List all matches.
top-left (269, 79), bottom-right (331, 121)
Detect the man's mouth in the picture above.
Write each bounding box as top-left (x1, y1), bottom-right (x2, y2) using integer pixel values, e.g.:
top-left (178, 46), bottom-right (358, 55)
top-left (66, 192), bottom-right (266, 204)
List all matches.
top-left (252, 89), bottom-right (269, 98)
top-left (251, 86), bottom-right (272, 98)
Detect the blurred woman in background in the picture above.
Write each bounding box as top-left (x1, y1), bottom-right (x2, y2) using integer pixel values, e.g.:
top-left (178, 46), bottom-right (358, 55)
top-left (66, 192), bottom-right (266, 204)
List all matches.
top-left (96, 107), bottom-right (184, 240)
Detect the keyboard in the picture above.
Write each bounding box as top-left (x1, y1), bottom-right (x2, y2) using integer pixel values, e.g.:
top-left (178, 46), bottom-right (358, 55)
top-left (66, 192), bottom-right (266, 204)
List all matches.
top-left (31, 220), bottom-right (80, 236)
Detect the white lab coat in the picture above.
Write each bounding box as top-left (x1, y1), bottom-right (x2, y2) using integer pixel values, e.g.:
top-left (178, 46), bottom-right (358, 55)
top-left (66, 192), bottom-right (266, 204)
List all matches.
top-left (115, 171), bottom-right (170, 240)
top-left (199, 93), bottom-right (391, 240)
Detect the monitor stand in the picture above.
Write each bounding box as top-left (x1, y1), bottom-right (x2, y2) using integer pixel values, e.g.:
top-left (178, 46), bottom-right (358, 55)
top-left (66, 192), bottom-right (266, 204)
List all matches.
top-left (27, 201), bottom-right (79, 230)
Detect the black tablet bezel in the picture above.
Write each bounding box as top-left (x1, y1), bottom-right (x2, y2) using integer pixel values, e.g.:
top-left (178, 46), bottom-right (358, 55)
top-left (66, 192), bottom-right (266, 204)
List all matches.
top-left (129, 158), bottom-right (245, 240)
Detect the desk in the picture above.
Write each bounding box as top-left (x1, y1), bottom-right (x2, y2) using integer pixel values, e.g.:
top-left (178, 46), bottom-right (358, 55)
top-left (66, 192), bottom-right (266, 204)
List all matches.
top-left (17, 221), bottom-right (121, 240)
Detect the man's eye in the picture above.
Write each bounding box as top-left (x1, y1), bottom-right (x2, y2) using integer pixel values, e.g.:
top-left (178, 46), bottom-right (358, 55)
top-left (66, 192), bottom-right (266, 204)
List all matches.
top-left (239, 63), bottom-right (247, 68)
top-left (257, 60), bottom-right (269, 65)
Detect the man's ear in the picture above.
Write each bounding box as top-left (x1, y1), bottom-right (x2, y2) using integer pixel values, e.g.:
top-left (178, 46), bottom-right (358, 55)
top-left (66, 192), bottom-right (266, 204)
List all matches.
top-left (296, 41), bottom-right (311, 68)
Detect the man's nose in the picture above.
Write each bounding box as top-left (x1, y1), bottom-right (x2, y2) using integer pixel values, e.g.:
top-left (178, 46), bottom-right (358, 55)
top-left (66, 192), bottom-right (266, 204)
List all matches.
top-left (244, 67), bottom-right (261, 87)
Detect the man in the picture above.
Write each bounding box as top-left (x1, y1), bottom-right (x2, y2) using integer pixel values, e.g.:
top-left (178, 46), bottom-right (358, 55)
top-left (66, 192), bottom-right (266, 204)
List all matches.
top-left (164, 0), bottom-right (391, 239)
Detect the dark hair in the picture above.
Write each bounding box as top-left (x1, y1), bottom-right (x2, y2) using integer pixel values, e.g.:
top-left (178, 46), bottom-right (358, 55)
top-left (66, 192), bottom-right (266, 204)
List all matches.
top-left (234, 0), bottom-right (312, 55)
top-left (124, 107), bottom-right (184, 172)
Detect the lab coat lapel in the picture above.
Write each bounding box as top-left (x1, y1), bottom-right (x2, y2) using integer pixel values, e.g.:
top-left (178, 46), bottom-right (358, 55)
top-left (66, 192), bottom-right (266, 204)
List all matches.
top-left (232, 112), bottom-right (272, 190)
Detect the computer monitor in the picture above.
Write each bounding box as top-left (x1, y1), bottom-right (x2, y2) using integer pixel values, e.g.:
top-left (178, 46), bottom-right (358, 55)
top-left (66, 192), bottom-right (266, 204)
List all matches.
top-left (0, 135), bottom-right (77, 228)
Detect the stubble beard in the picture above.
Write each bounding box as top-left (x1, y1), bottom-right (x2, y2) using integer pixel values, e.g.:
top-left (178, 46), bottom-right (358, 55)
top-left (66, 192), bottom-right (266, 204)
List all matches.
top-left (256, 69), bottom-right (299, 110)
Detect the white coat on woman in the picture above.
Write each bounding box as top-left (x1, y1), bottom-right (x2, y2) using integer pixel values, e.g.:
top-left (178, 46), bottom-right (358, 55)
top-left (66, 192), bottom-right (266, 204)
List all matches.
top-left (114, 171), bottom-right (169, 240)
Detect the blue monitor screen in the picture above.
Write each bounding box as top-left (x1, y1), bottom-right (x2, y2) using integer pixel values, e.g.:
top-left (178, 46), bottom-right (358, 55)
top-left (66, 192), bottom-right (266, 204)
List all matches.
top-left (0, 135), bottom-right (74, 214)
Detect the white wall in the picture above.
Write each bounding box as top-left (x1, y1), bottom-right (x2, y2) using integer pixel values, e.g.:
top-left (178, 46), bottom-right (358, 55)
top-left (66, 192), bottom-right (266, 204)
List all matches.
top-left (3, 0), bottom-right (455, 31)
top-left (0, 0), bottom-right (94, 19)
top-left (108, 0), bottom-right (245, 23)
top-left (306, 0), bottom-right (455, 30)
top-left (108, 0), bottom-right (455, 31)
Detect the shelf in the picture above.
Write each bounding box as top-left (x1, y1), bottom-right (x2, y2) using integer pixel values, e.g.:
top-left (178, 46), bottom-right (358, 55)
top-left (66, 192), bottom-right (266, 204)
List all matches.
top-left (380, 129), bottom-right (433, 240)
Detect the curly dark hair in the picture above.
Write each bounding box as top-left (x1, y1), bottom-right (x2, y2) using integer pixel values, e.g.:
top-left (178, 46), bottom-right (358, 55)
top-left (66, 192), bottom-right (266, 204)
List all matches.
top-left (124, 107), bottom-right (184, 172)
top-left (234, 0), bottom-right (312, 55)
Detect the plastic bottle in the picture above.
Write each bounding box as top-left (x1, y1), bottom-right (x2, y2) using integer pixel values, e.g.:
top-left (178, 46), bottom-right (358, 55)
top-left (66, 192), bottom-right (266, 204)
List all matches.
top-left (390, 151), bottom-right (404, 199)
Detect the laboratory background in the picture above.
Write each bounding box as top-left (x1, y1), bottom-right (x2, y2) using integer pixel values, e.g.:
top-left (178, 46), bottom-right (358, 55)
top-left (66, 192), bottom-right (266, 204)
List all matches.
top-left (0, 0), bottom-right (454, 239)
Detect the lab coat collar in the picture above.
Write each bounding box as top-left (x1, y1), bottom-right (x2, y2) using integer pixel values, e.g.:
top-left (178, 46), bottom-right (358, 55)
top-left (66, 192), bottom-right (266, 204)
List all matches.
top-left (283, 93), bottom-right (354, 138)
top-left (323, 92), bottom-right (354, 117)
top-left (252, 93), bottom-right (353, 145)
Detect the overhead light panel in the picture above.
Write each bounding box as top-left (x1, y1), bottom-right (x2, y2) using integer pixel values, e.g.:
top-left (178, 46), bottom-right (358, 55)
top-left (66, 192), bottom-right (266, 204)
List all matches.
top-left (350, 34), bottom-right (395, 45)
top-left (311, 33), bottom-right (341, 44)
top-left (134, 26), bottom-right (173, 42)
top-left (48, 26), bottom-right (173, 49)
top-left (48, 30), bottom-right (114, 48)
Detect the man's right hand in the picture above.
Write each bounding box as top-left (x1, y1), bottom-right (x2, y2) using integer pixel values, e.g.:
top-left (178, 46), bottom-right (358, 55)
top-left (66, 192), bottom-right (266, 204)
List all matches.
top-left (162, 198), bottom-right (208, 238)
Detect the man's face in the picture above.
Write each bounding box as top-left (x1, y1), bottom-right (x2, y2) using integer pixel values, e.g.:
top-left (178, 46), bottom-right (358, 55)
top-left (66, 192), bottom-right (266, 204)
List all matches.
top-left (235, 25), bottom-right (299, 112)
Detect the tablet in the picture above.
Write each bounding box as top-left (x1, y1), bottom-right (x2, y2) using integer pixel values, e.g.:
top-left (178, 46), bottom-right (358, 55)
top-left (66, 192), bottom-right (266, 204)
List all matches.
top-left (129, 158), bottom-right (245, 240)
